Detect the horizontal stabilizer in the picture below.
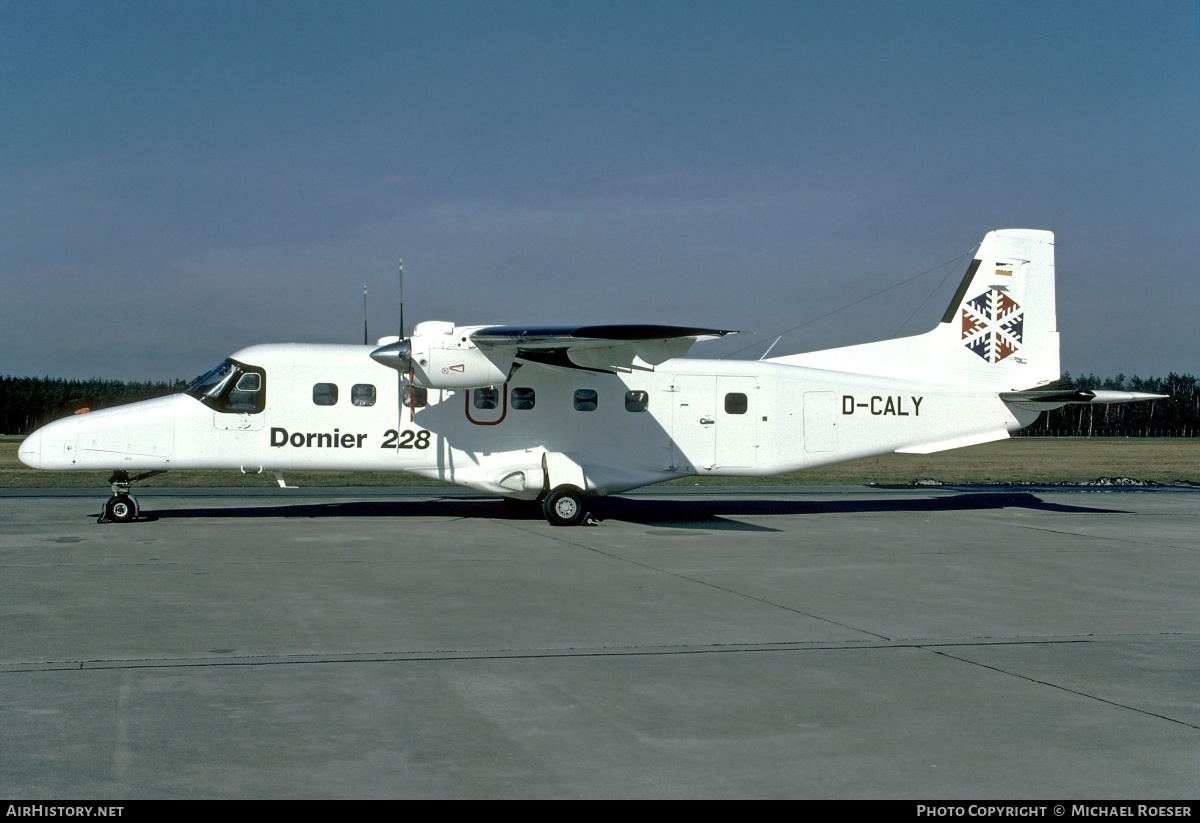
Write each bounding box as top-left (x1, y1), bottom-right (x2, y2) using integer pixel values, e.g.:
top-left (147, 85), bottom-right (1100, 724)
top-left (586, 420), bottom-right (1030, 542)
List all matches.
top-left (1001, 389), bottom-right (1168, 410)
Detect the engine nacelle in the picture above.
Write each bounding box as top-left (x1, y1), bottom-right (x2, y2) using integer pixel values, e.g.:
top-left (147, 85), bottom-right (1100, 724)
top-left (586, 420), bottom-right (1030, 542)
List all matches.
top-left (409, 322), bottom-right (514, 390)
top-left (411, 344), bottom-right (514, 389)
top-left (372, 321), bottom-right (517, 390)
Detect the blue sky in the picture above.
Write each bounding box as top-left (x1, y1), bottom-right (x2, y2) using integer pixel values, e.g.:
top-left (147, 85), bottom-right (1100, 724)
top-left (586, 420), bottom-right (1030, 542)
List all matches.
top-left (2, 1), bottom-right (1197, 381)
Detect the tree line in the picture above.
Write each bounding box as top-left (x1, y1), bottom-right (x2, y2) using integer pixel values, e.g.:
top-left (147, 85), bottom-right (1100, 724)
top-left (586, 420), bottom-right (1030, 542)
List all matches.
top-left (1, 375), bottom-right (186, 435)
top-left (1018, 372), bottom-right (1198, 437)
top-left (2, 371), bottom-right (1198, 437)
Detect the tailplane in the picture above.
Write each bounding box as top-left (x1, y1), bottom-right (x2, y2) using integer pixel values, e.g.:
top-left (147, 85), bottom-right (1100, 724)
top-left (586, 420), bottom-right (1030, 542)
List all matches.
top-left (771, 229), bottom-right (1059, 390)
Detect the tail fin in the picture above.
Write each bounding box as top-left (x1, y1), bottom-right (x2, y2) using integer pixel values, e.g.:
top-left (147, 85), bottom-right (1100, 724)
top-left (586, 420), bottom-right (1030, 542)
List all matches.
top-left (936, 229), bottom-right (1058, 387)
top-left (772, 229), bottom-right (1060, 390)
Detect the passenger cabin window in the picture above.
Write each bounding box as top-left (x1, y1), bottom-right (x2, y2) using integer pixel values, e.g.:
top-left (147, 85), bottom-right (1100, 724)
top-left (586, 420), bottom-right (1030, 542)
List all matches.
top-left (574, 389), bottom-right (598, 412)
top-left (313, 383), bottom-right (338, 406)
top-left (351, 384), bottom-right (376, 407)
top-left (185, 358), bottom-right (266, 414)
top-left (474, 386), bottom-right (499, 410)
top-left (625, 390), bottom-right (649, 412)
top-left (511, 387), bottom-right (535, 410)
top-left (724, 392), bottom-right (748, 415)
top-left (402, 385), bottom-right (428, 408)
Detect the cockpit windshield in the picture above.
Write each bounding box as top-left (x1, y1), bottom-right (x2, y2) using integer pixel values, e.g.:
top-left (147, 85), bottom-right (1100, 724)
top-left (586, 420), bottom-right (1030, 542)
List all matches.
top-left (186, 358), bottom-right (267, 414)
top-left (186, 359), bottom-right (239, 400)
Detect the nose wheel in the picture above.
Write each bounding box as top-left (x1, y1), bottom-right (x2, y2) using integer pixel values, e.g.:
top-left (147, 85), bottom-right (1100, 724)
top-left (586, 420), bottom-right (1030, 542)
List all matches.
top-left (97, 469), bottom-right (164, 523)
top-left (103, 493), bottom-right (139, 524)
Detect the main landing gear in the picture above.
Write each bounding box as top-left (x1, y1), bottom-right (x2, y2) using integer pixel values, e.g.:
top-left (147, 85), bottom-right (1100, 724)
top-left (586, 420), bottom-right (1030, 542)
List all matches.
top-left (98, 470), bottom-right (165, 524)
top-left (503, 484), bottom-right (593, 526)
top-left (541, 484), bottom-right (588, 527)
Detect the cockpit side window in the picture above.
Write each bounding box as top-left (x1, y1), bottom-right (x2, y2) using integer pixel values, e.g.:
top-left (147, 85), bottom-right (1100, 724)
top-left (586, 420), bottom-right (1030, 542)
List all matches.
top-left (225, 372), bottom-right (263, 412)
top-left (186, 358), bottom-right (267, 414)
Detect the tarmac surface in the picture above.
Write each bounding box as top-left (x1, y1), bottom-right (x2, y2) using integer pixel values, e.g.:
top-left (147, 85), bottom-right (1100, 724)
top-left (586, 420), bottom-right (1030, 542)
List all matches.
top-left (1, 485), bottom-right (1198, 799)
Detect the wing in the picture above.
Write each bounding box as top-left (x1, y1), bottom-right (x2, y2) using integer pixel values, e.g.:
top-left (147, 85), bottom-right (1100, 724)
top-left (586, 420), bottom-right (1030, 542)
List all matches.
top-left (469, 324), bottom-right (737, 373)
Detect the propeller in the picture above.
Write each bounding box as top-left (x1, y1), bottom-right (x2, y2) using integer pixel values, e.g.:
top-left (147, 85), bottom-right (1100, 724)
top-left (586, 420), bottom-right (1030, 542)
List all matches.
top-left (370, 260), bottom-right (417, 424)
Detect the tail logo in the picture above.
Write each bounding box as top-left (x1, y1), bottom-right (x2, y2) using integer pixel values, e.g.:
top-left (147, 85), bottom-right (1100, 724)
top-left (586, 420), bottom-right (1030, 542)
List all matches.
top-left (962, 289), bottom-right (1023, 363)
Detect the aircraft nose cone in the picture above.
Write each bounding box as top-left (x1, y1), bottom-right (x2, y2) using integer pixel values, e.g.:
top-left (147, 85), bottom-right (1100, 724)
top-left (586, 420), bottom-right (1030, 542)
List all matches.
top-left (18, 430), bottom-right (42, 469)
top-left (18, 416), bottom-right (81, 470)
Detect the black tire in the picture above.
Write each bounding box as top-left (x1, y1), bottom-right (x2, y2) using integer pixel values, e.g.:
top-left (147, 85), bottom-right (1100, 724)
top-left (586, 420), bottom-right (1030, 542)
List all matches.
top-left (106, 494), bottom-right (137, 523)
top-left (542, 485), bottom-right (586, 527)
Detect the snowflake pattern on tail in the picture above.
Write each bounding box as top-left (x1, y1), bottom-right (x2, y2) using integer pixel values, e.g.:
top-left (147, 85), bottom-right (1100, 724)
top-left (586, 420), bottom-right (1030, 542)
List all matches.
top-left (961, 289), bottom-right (1023, 363)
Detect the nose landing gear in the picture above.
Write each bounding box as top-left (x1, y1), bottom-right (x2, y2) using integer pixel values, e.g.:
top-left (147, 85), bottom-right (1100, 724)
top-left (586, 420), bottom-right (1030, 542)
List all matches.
top-left (103, 493), bottom-right (138, 523)
top-left (98, 470), bottom-right (166, 524)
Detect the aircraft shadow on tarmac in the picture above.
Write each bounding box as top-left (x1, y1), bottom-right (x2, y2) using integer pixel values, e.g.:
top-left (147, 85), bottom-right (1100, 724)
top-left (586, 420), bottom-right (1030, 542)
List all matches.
top-left (118, 491), bottom-right (1130, 532)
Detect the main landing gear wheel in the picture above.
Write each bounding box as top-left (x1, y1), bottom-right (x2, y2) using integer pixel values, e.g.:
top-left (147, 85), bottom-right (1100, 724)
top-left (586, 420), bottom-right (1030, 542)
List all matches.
top-left (104, 493), bottom-right (138, 524)
top-left (542, 485), bottom-right (587, 527)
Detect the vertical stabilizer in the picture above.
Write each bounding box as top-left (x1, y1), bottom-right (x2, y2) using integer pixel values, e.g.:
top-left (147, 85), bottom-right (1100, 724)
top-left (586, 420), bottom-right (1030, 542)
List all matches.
top-left (771, 229), bottom-right (1059, 390)
top-left (936, 229), bottom-right (1058, 388)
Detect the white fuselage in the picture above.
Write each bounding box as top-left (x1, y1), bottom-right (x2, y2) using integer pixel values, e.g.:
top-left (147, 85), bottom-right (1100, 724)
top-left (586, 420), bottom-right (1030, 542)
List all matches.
top-left (22, 230), bottom-right (1165, 526)
top-left (19, 342), bottom-right (1036, 497)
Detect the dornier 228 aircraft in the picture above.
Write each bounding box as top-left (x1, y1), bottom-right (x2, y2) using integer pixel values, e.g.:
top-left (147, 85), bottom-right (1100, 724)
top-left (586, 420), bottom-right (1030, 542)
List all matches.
top-left (20, 229), bottom-right (1165, 526)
